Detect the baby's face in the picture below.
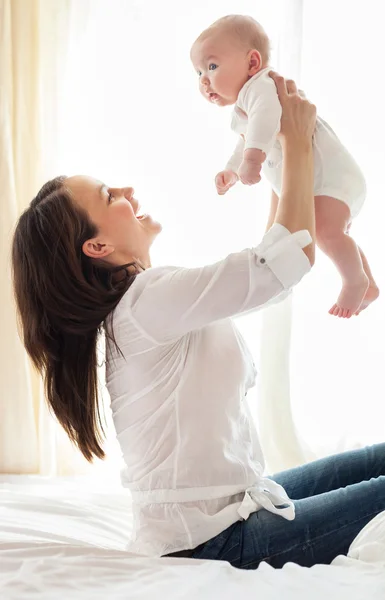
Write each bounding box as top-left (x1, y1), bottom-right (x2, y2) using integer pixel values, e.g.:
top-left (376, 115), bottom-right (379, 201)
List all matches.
top-left (190, 33), bottom-right (250, 106)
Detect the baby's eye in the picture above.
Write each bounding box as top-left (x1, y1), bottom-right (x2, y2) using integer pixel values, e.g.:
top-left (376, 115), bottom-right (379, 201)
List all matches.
top-left (197, 70), bottom-right (202, 77)
top-left (209, 63), bottom-right (218, 71)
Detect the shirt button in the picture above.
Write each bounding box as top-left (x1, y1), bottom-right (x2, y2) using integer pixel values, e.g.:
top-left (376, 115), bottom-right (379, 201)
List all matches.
top-left (260, 258), bottom-right (266, 264)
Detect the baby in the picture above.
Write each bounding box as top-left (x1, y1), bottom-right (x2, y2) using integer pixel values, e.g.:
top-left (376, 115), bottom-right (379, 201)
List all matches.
top-left (190, 15), bottom-right (379, 318)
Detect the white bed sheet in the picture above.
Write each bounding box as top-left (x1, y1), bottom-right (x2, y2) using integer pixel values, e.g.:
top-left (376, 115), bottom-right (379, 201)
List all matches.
top-left (0, 476), bottom-right (384, 599)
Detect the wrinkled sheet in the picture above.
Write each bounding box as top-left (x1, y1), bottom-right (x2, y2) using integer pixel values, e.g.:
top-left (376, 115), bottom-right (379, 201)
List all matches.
top-left (0, 476), bottom-right (384, 599)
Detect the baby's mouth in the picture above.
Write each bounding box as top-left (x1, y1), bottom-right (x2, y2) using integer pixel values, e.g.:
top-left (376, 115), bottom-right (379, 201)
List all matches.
top-left (209, 92), bottom-right (219, 102)
top-left (135, 204), bottom-right (146, 219)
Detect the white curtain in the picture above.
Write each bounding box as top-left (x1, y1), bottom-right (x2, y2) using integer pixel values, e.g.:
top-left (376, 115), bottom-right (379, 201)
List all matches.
top-left (49, 0), bottom-right (287, 480)
top-left (3, 0), bottom-right (384, 478)
top-left (0, 0), bottom-right (40, 474)
top-left (256, 0), bottom-right (318, 472)
top-left (0, 0), bottom-right (90, 475)
top-left (258, 0), bottom-right (385, 473)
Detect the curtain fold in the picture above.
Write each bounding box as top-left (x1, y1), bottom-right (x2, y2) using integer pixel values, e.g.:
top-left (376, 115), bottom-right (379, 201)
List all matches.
top-left (257, 0), bottom-right (315, 473)
top-left (257, 0), bottom-right (385, 473)
top-left (0, 0), bottom-right (41, 473)
top-left (2, 0), bottom-right (382, 477)
top-left (0, 0), bottom-right (87, 475)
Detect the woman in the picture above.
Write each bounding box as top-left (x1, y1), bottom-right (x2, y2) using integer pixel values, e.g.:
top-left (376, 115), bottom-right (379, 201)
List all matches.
top-left (12, 74), bottom-right (385, 568)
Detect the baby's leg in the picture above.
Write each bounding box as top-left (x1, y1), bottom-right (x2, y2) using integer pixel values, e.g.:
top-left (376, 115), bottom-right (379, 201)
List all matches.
top-left (346, 223), bottom-right (380, 315)
top-left (315, 196), bottom-right (368, 318)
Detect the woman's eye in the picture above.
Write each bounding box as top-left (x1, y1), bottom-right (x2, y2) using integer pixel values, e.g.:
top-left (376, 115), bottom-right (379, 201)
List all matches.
top-left (209, 63), bottom-right (218, 71)
top-left (108, 192), bottom-right (113, 203)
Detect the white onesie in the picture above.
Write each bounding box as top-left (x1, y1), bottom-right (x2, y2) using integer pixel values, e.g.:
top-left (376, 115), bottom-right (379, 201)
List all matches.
top-left (226, 68), bottom-right (366, 220)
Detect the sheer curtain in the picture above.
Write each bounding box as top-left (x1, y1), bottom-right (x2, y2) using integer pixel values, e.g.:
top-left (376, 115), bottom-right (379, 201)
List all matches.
top-left (1, 0), bottom-right (41, 474)
top-left (39, 0), bottom-right (385, 478)
top-left (51, 0), bottom-right (287, 480)
top-left (256, 0), bottom-right (318, 472)
top-left (258, 0), bottom-right (385, 472)
top-left (293, 0), bottom-right (385, 451)
top-left (0, 0), bottom-right (85, 475)
top-left (3, 0), bottom-right (383, 477)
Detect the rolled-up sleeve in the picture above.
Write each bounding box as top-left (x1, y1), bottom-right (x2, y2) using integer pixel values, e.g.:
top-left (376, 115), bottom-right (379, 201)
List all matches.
top-left (257, 224), bottom-right (312, 288)
top-left (129, 224), bottom-right (312, 344)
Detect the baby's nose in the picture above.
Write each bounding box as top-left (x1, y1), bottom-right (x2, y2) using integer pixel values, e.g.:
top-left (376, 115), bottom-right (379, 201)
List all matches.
top-left (123, 187), bottom-right (134, 200)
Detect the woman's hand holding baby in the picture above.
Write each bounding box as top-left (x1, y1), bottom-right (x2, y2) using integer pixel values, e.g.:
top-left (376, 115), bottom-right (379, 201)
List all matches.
top-left (269, 72), bottom-right (316, 146)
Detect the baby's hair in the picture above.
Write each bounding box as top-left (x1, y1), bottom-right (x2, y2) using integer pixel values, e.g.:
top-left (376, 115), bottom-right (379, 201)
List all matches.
top-left (195, 15), bottom-right (270, 65)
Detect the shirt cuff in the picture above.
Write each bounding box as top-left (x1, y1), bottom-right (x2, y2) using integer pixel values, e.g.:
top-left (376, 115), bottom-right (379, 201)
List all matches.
top-left (244, 140), bottom-right (275, 155)
top-left (255, 224), bottom-right (312, 289)
top-left (225, 159), bottom-right (241, 173)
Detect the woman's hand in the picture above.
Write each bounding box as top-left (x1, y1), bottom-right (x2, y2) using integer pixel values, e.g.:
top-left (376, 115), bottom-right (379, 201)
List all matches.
top-left (269, 71), bottom-right (316, 146)
top-left (268, 72), bottom-right (316, 265)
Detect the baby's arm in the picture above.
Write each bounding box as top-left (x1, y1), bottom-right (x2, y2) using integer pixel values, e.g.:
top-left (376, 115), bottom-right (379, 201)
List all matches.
top-left (238, 148), bottom-right (265, 185)
top-left (239, 75), bottom-right (282, 185)
top-left (226, 136), bottom-right (245, 173)
top-left (215, 137), bottom-right (244, 195)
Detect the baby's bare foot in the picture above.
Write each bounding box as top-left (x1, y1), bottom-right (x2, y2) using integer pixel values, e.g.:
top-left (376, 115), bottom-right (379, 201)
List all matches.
top-left (328, 274), bottom-right (369, 318)
top-left (354, 283), bottom-right (380, 316)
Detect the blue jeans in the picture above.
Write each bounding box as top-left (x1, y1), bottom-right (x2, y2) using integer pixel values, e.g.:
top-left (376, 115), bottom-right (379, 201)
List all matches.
top-left (190, 444), bottom-right (385, 568)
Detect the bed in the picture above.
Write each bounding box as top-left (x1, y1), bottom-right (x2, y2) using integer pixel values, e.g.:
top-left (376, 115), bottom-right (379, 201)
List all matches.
top-left (1, 475), bottom-right (384, 599)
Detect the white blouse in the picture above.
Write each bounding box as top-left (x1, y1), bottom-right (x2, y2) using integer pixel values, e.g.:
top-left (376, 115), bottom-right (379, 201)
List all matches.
top-left (106, 224), bottom-right (312, 557)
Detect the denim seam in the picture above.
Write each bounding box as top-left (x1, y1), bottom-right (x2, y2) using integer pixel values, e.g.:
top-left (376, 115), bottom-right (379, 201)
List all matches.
top-left (241, 506), bottom-right (384, 568)
top-left (220, 543), bottom-right (239, 558)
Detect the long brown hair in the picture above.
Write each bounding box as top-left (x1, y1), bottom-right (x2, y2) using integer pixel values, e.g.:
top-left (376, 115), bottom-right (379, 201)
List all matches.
top-left (12, 176), bottom-right (138, 461)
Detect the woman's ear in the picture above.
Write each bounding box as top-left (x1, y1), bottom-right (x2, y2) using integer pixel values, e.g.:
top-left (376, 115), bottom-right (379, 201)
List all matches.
top-left (82, 239), bottom-right (115, 259)
top-left (247, 50), bottom-right (262, 77)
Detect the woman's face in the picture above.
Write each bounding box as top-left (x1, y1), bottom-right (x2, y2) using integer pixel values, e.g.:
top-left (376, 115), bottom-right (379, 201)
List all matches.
top-left (66, 175), bottom-right (161, 267)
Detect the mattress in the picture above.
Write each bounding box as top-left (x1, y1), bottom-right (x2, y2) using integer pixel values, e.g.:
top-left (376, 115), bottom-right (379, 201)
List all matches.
top-left (0, 476), bottom-right (384, 599)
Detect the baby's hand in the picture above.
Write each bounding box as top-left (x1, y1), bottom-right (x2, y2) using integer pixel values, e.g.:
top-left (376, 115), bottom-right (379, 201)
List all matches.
top-left (238, 160), bottom-right (262, 186)
top-left (215, 170), bottom-right (239, 195)
top-left (238, 148), bottom-right (265, 186)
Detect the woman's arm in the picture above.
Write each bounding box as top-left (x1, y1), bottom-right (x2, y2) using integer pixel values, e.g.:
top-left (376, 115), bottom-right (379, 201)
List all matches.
top-left (129, 236), bottom-right (310, 344)
top-left (270, 73), bottom-right (316, 264)
top-left (128, 75), bottom-right (316, 344)
top-left (266, 189), bottom-right (279, 233)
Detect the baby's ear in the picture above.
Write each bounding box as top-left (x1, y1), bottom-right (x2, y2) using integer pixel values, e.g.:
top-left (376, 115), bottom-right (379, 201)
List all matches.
top-left (248, 50), bottom-right (262, 76)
